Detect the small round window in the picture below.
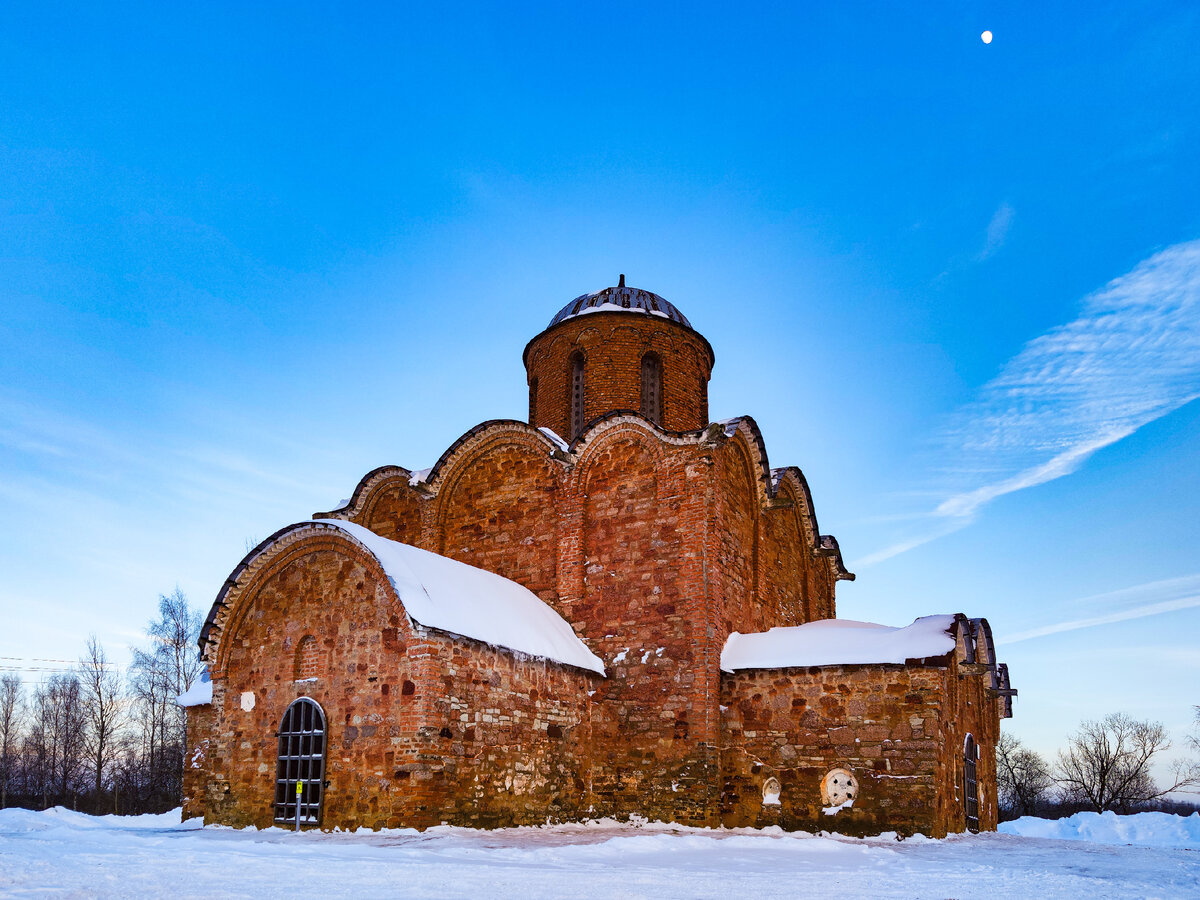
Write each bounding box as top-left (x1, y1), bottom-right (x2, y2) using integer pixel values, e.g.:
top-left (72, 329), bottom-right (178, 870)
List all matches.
top-left (821, 767), bottom-right (858, 808)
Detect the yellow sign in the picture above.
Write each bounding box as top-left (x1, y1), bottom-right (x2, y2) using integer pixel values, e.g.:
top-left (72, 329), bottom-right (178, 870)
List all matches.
top-left (296, 782), bottom-right (303, 796)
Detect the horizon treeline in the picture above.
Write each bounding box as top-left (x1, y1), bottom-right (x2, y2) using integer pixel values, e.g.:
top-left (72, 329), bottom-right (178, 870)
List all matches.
top-left (0, 589), bottom-right (202, 816)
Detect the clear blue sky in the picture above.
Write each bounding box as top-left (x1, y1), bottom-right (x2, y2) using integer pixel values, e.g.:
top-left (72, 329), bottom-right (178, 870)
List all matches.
top-left (2, 2), bottom-right (1198, 776)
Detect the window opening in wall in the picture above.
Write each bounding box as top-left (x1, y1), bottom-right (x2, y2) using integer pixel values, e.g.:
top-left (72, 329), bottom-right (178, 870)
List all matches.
top-left (274, 697), bottom-right (327, 827)
top-left (528, 376), bottom-right (539, 424)
top-left (762, 777), bottom-right (781, 806)
top-left (569, 351), bottom-right (586, 439)
top-left (294, 634), bottom-right (320, 680)
top-left (964, 734), bottom-right (979, 833)
top-left (640, 352), bottom-right (663, 425)
top-left (699, 377), bottom-right (708, 425)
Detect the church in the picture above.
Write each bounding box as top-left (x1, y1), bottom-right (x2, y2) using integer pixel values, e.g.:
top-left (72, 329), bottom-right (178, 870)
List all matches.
top-left (180, 279), bottom-right (1015, 837)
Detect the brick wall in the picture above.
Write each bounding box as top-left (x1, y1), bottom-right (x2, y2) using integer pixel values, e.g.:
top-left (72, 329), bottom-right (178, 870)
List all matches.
top-left (193, 531), bottom-right (599, 830)
top-left (194, 403), bottom-right (878, 833)
top-left (719, 655), bottom-right (1000, 837)
top-left (524, 313), bottom-right (714, 437)
top-left (435, 434), bottom-right (561, 608)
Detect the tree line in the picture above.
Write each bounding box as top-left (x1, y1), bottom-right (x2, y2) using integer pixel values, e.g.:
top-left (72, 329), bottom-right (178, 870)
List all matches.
top-left (997, 710), bottom-right (1200, 820)
top-left (0, 589), bottom-right (202, 815)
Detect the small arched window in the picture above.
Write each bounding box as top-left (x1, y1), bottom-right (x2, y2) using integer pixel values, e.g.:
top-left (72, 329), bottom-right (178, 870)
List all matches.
top-left (274, 697), bottom-right (327, 827)
top-left (528, 376), bottom-right (539, 424)
top-left (569, 351), bottom-right (586, 439)
top-left (963, 734), bottom-right (979, 833)
top-left (640, 352), bottom-right (663, 425)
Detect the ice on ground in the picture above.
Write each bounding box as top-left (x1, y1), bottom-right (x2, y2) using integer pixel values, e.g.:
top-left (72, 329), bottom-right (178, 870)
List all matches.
top-left (305, 519), bottom-right (605, 674)
top-left (722, 615), bottom-right (957, 671)
top-left (1, 806), bottom-right (1197, 899)
top-left (1001, 809), bottom-right (1200, 849)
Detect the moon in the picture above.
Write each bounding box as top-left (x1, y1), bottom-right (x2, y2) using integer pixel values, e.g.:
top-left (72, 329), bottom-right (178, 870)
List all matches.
top-left (981, 30), bottom-right (993, 44)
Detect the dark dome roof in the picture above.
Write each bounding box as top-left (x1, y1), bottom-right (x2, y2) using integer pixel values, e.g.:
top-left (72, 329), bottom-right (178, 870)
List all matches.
top-left (548, 276), bottom-right (691, 329)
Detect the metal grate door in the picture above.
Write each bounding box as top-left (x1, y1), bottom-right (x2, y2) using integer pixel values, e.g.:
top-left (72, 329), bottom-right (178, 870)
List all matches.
top-left (964, 734), bottom-right (979, 833)
top-left (274, 697), bottom-right (327, 826)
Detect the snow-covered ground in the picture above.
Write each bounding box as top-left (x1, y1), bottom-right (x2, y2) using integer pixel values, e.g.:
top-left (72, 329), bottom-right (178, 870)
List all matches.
top-left (1, 807), bottom-right (1197, 899)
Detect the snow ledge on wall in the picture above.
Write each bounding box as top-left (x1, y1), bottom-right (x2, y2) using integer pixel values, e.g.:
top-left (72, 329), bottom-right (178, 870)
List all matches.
top-left (720, 615), bottom-right (957, 672)
top-left (176, 669), bottom-right (213, 707)
top-left (307, 519), bottom-right (606, 675)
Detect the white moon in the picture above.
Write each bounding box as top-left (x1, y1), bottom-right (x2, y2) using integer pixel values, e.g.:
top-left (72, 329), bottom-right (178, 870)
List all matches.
top-left (981, 30), bottom-right (993, 44)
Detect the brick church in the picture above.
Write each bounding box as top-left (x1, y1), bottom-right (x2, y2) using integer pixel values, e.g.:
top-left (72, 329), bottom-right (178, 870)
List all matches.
top-left (182, 279), bottom-right (1015, 837)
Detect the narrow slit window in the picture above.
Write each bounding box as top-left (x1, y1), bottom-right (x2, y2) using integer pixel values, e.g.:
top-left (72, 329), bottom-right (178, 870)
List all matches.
top-left (274, 697), bottom-right (327, 827)
top-left (528, 376), bottom-right (539, 424)
top-left (570, 351), bottom-right (586, 439)
top-left (640, 352), bottom-right (662, 425)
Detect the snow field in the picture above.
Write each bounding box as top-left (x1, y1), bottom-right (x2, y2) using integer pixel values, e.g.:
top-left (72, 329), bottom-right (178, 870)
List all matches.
top-left (1, 807), bottom-right (1198, 899)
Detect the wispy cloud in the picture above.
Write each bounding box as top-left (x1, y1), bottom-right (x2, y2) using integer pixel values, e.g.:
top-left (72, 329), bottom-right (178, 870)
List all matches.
top-left (977, 201), bottom-right (1015, 261)
top-left (998, 573), bottom-right (1200, 644)
top-left (861, 238), bottom-right (1200, 565)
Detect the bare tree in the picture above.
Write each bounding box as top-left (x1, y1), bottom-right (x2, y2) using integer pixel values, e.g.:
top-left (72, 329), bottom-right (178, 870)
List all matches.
top-left (1057, 712), bottom-right (1200, 813)
top-left (129, 588), bottom-right (203, 812)
top-left (78, 635), bottom-right (125, 809)
top-left (996, 732), bottom-right (1055, 819)
top-left (26, 674), bottom-right (86, 808)
top-left (0, 674), bottom-right (23, 808)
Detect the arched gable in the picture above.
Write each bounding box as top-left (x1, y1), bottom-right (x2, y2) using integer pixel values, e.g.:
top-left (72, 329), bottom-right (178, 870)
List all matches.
top-left (713, 429), bottom-right (760, 633)
top-left (432, 421), bottom-right (565, 602)
top-left (312, 465), bottom-right (428, 547)
top-left (758, 479), bottom-right (811, 625)
top-left (771, 467), bottom-right (854, 584)
top-left (573, 414), bottom-right (667, 497)
top-left (201, 522), bottom-right (406, 679)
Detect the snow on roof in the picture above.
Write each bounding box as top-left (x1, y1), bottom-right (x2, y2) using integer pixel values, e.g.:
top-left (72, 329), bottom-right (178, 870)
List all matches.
top-left (309, 519), bottom-right (605, 674)
top-left (720, 615), bottom-right (957, 672)
top-left (176, 668), bottom-right (212, 707)
top-left (537, 427), bottom-right (570, 452)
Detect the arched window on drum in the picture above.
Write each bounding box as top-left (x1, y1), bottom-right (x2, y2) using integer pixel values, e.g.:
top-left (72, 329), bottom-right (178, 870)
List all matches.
top-left (640, 352), bottom-right (663, 426)
top-left (569, 351), bottom-right (586, 439)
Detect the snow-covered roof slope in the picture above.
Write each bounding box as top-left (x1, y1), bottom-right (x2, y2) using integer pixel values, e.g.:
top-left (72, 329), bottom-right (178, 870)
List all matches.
top-left (721, 615), bottom-right (957, 672)
top-left (176, 668), bottom-right (212, 707)
top-left (308, 519), bottom-right (605, 675)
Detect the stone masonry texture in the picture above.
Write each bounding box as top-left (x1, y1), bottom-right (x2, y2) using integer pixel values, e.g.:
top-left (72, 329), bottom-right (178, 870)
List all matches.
top-left (188, 285), bottom-right (1010, 837)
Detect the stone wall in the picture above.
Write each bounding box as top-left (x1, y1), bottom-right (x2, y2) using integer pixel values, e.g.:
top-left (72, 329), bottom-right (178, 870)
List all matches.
top-left (719, 656), bottom-right (1000, 837)
top-left (191, 532), bottom-right (598, 830)
top-left (192, 412), bottom-right (885, 834)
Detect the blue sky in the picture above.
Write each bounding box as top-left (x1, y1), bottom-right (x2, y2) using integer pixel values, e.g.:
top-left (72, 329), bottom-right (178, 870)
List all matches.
top-left (2, 2), bottom-right (1198, 776)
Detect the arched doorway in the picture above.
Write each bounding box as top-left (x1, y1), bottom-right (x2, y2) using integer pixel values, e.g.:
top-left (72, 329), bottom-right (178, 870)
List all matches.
top-left (274, 697), bottom-right (327, 826)
top-left (963, 734), bottom-right (979, 833)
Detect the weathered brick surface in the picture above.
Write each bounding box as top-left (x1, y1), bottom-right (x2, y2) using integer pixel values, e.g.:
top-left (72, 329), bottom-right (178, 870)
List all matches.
top-left (435, 433), bottom-right (561, 607)
top-left (525, 314), bottom-right (714, 436)
top-left (190, 298), bottom-right (1006, 835)
top-left (196, 532), bottom-right (597, 830)
top-left (719, 655), bottom-right (1000, 837)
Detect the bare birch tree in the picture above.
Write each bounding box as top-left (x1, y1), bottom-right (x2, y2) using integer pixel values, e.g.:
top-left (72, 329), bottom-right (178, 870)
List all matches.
top-left (129, 588), bottom-right (203, 811)
top-left (78, 635), bottom-right (125, 808)
top-left (26, 674), bottom-right (86, 808)
top-left (0, 674), bottom-right (23, 808)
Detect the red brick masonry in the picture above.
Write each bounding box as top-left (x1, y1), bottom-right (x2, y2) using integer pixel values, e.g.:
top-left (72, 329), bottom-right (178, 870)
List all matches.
top-left (187, 289), bottom-right (1011, 836)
